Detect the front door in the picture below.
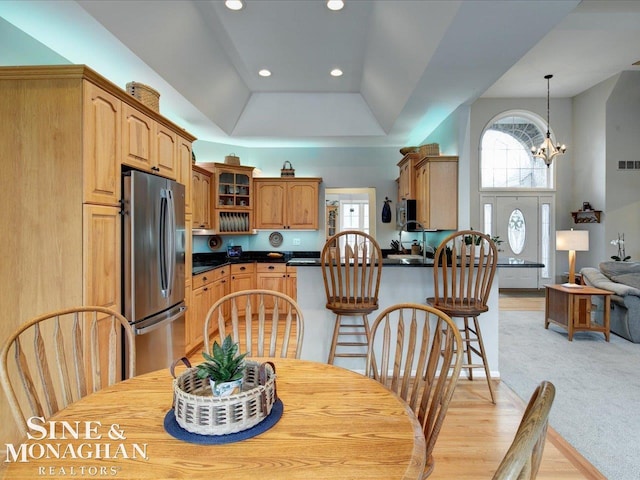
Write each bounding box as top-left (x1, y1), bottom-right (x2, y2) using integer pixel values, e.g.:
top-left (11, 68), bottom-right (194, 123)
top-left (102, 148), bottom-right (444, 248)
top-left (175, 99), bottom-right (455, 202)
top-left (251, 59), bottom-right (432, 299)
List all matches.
top-left (481, 194), bottom-right (554, 290)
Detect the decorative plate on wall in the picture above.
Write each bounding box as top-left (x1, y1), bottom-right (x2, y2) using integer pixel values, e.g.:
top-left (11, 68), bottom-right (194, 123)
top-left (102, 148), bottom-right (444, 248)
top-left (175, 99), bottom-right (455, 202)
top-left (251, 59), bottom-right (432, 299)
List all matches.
top-left (269, 232), bottom-right (283, 248)
top-left (208, 235), bottom-right (223, 251)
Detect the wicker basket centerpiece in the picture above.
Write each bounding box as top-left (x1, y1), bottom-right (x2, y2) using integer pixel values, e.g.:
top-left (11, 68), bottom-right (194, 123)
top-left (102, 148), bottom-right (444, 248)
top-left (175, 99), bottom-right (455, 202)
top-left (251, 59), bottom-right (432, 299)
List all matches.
top-left (172, 336), bottom-right (277, 436)
top-left (173, 359), bottom-right (277, 436)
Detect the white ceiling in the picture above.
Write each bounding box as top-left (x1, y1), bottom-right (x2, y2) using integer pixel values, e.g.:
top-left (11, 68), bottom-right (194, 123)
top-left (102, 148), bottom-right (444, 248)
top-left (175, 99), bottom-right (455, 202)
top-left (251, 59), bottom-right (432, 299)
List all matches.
top-left (2, 0), bottom-right (640, 148)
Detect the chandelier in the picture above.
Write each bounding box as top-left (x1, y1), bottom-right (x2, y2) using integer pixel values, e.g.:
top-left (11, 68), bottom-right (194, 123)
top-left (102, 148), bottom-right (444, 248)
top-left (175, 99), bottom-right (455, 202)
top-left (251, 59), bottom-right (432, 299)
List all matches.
top-left (532, 74), bottom-right (566, 167)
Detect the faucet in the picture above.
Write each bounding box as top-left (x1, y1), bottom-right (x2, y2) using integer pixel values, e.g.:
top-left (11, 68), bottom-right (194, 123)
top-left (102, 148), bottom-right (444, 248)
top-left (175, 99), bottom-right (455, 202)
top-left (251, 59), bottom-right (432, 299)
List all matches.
top-left (398, 220), bottom-right (427, 263)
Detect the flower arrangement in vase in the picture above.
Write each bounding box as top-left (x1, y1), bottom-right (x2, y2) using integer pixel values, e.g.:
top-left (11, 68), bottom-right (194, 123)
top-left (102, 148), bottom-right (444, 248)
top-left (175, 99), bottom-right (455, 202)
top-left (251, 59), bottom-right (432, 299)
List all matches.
top-left (611, 233), bottom-right (631, 262)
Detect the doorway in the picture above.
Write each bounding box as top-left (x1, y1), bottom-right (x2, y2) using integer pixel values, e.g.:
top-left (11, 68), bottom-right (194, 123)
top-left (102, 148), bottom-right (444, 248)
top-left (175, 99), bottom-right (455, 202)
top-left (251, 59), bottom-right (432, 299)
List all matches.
top-left (481, 194), bottom-right (554, 289)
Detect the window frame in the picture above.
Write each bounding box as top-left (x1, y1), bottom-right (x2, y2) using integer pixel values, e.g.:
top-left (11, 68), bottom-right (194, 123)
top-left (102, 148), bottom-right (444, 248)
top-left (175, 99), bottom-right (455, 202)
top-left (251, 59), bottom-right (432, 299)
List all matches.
top-left (479, 109), bottom-right (557, 192)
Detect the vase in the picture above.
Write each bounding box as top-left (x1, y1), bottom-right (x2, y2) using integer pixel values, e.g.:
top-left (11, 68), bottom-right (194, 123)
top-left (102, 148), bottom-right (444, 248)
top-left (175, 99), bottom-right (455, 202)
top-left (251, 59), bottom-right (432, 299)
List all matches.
top-left (210, 378), bottom-right (243, 397)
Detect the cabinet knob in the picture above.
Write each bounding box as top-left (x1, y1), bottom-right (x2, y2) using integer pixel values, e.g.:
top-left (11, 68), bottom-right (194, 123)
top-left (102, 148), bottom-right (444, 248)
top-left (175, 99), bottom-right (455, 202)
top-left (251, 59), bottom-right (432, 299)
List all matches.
top-left (203, 277), bottom-right (208, 281)
top-left (268, 266), bottom-right (275, 270)
top-left (203, 287), bottom-right (208, 291)
top-left (240, 266), bottom-right (246, 271)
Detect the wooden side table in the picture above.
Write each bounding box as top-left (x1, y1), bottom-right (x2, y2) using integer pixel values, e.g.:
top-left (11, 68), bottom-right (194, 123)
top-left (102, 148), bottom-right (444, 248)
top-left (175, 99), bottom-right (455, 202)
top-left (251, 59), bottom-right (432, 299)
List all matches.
top-left (544, 284), bottom-right (612, 341)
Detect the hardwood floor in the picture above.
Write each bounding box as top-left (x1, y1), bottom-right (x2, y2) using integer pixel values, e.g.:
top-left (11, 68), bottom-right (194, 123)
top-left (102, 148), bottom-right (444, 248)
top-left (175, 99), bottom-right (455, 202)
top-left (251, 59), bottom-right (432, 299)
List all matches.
top-left (195, 291), bottom-right (604, 479)
top-left (429, 289), bottom-right (603, 479)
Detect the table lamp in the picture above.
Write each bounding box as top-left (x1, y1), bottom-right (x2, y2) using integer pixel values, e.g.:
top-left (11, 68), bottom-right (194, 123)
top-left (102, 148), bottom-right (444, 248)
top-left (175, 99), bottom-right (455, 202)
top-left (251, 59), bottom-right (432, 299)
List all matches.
top-left (556, 229), bottom-right (589, 287)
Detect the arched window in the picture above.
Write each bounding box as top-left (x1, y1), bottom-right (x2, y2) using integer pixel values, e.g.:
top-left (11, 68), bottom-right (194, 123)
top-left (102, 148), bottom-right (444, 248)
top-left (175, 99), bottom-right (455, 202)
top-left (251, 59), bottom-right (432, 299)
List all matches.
top-left (481, 112), bottom-right (554, 189)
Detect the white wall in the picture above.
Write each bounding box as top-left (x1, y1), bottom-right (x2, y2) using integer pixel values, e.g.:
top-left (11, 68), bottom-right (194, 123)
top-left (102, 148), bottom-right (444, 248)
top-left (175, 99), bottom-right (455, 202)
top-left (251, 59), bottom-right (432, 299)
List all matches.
top-left (572, 74), bottom-right (617, 268)
top-left (605, 71), bottom-right (640, 263)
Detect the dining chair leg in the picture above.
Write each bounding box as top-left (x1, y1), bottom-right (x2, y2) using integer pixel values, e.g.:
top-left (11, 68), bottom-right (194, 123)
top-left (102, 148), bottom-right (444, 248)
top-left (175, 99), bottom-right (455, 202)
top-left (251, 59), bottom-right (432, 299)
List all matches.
top-left (472, 316), bottom-right (496, 404)
top-left (362, 314), bottom-right (377, 378)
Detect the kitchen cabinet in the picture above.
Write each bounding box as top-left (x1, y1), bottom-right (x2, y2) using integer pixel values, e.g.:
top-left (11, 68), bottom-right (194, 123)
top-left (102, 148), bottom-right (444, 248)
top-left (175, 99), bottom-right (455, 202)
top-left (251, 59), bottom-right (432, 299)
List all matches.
top-left (254, 178), bottom-right (322, 230)
top-left (0, 65), bottom-right (196, 445)
top-left (326, 204), bottom-right (339, 241)
top-left (178, 137), bottom-right (193, 215)
top-left (83, 205), bottom-right (121, 312)
top-left (122, 103), bottom-right (153, 173)
top-left (196, 163), bottom-right (254, 234)
top-left (83, 81), bottom-right (121, 206)
top-left (414, 156), bottom-right (458, 230)
top-left (121, 104), bottom-right (179, 180)
top-left (256, 264), bottom-right (297, 305)
top-left (192, 166), bottom-right (212, 229)
top-left (230, 263), bottom-right (256, 315)
top-left (188, 266), bottom-right (229, 353)
top-left (154, 123), bottom-right (178, 180)
top-left (397, 153), bottom-right (420, 202)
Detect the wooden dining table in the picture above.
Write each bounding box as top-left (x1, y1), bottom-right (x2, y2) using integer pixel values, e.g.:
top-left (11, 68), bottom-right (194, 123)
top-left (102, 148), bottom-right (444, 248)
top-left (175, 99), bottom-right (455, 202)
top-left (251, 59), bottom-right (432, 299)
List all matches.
top-left (2, 358), bottom-right (425, 479)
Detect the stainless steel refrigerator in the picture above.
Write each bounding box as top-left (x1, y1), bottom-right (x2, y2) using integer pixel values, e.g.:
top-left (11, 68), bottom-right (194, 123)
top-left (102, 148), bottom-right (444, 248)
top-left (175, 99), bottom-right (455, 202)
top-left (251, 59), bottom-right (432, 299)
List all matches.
top-left (123, 170), bottom-right (186, 376)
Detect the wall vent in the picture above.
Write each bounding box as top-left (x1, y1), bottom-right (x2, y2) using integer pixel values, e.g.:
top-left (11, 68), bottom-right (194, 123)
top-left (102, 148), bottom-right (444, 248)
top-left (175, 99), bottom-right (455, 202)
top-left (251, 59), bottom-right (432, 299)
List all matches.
top-left (617, 161), bottom-right (640, 170)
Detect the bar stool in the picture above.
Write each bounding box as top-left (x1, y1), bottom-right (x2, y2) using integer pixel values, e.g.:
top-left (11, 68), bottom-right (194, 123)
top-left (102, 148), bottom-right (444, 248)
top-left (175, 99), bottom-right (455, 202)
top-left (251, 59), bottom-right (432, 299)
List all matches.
top-left (321, 230), bottom-right (382, 371)
top-left (427, 230), bottom-right (498, 403)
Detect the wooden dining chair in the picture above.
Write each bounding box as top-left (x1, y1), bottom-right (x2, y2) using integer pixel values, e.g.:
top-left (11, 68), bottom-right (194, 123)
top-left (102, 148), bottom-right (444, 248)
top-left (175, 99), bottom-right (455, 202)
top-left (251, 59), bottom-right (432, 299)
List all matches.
top-left (427, 229), bottom-right (498, 403)
top-left (366, 303), bottom-right (463, 478)
top-left (493, 381), bottom-right (556, 480)
top-left (203, 289), bottom-right (304, 359)
top-left (321, 230), bottom-right (382, 368)
top-left (0, 306), bottom-right (135, 436)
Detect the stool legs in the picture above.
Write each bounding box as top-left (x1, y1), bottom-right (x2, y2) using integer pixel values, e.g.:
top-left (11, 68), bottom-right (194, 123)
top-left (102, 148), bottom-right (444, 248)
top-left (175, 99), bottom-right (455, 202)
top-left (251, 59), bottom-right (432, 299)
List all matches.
top-left (328, 314), bottom-right (377, 373)
top-left (460, 316), bottom-right (495, 404)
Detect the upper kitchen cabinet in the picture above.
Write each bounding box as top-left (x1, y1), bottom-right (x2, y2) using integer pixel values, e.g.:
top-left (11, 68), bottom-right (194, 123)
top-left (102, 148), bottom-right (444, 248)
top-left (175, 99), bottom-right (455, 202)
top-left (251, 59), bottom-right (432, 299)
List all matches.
top-left (154, 123), bottom-right (178, 180)
top-left (178, 137), bottom-right (193, 214)
top-left (414, 156), bottom-right (458, 230)
top-left (200, 163), bottom-right (255, 235)
top-left (397, 152), bottom-right (420, 202)
top-left (83, 81), bottom-right (121, 206)
top-left (254, 178), bottom-right (322, 230)
top-left (122, 104), bottom-right (179, 180)
top-left (192, 165), bottom-right (212, 229)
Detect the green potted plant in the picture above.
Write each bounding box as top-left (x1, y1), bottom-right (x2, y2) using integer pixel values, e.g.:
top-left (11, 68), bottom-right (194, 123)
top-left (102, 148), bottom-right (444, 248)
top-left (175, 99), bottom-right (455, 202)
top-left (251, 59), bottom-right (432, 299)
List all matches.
top-left (196, 334), bottom-right (248, 397)
top-left (490, 235), bottom-right (504, 252)
top-left (463, 229), bottom-right (482, 247)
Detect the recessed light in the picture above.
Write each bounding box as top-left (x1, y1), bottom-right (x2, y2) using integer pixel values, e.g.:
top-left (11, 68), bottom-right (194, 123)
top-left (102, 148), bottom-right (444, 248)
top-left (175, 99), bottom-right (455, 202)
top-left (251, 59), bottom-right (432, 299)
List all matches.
top-left (225, 0), bottom-right (244, 11)
top-left (258, 69), bottom-right (272, 77)
top-left (327, 0), bottom-right (344, 11)
top-left (330, 68), bottom-right (343, 77)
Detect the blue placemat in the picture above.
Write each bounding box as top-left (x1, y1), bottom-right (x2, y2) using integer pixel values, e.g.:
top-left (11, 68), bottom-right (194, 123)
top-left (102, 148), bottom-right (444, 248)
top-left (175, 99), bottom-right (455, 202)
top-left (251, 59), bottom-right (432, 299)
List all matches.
top-left (163, 399), bottom-right (283, 444)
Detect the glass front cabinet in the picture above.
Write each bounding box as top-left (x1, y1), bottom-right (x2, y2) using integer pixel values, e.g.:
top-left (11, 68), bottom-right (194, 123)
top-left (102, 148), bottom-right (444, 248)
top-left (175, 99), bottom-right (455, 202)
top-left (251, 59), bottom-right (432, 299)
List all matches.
top-left (212, 163), bottom-right (255, 234)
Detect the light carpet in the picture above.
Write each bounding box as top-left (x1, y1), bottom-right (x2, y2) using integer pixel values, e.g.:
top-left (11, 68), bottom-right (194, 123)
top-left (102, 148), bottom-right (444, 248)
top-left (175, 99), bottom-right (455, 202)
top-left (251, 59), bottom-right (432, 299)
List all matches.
top-left (499, 310), bottom-right (640, 480)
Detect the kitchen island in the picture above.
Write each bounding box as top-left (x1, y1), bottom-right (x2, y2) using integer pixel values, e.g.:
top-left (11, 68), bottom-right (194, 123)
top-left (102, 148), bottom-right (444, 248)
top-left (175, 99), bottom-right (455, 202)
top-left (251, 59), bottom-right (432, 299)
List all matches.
top-left (293, 258), bottom-right (543, 377)
top-left (191, 251), bottom-right (542, 377)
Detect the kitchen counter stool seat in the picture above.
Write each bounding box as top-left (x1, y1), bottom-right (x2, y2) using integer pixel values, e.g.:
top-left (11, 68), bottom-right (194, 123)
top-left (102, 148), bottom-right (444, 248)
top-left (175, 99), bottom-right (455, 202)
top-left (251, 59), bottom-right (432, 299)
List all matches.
top-left (427, 230), bottom-right (498, 404)
top-left (321, 230), bottom-right (382, 370)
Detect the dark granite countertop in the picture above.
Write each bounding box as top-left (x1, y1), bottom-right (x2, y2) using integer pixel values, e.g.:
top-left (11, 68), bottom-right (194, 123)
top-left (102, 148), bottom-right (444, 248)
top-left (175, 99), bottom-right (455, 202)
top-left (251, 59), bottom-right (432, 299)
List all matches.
top-left (192, 251), bottom-right (544, 275)
top-left (192, 251), bottom-right (319, 275)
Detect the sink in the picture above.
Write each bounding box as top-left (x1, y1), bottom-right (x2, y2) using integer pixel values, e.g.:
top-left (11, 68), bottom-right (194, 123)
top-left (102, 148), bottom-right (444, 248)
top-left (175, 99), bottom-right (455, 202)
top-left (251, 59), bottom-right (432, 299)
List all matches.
top-left (288, 258), bottom-right (319, 265)
top-left (386, 254), bottom-right (426, 265)
top-left (387, 254), bottom-right (423, 260)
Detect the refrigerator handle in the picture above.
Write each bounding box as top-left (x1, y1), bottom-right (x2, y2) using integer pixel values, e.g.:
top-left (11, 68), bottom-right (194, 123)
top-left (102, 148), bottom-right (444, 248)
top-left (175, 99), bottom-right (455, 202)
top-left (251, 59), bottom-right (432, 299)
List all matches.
top-left (159, 188), bottom-right (171, 298)
top-left (166, 188), bottom-right (176, 295)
